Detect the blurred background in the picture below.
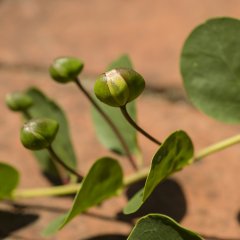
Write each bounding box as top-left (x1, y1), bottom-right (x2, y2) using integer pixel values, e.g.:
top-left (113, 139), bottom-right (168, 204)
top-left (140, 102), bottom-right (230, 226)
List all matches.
top-left (1, 0), bottom-right (240, 239)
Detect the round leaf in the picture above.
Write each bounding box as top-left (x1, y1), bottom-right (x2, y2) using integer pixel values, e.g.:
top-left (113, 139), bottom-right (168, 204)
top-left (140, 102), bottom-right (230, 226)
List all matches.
top-left (181, 17), bottom-right (240, 123)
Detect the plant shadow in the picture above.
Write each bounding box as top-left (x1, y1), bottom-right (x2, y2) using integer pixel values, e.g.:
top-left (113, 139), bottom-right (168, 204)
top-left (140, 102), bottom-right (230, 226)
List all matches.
top-left (117, 178), bottom-right (187, 223)
top-left (0, 209), bottom-right (39, 238)
top-left (82, 234), bottom-right (127, 240)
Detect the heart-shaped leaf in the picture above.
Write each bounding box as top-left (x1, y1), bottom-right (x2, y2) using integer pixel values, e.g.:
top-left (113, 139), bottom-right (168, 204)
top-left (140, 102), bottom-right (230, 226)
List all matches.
top-left (127, 214), bottom-right (203, 240)
top-left (124, 131), bottom-right (193, 214)
top-left (0, 162), bottom-right (19, 199)
top-left (42, 157), bottom-right (123, 236)
top-left (92, 55), bottom-right (142, 160)
top-left (181, 17), bottom-right (240, 123)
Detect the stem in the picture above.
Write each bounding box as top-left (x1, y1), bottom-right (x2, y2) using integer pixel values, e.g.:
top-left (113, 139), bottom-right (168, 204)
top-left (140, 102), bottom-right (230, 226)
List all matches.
top-left (74, 78), bottom-right (137, 170)
top-left (48, 146), bottom-right (83, 181)
top-left (11, 133), bottom-right (240, 199)
top-left (192, 134), bottom-right (240, 163)
top-left (12, 167), bottom-right (149, 199)
top-left (22, 109), bottom-right (31, 120)
top-left (12, 183), bottom-right (81, 199)
top-left (120, 105), bottom-right (161, 146)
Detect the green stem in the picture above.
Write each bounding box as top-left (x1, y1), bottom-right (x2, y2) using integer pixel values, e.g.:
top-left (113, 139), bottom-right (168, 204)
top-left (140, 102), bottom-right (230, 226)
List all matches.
top-left (11, 133), bottom-right (240, 199)
top-left (74, 78), bottom-right (137, 170)
top-left (192, 134), bottom-right (240, 163)
top-left (120, 105), bottom-right (161, 146)
top-left (48, 146), bottom-right (83, 181)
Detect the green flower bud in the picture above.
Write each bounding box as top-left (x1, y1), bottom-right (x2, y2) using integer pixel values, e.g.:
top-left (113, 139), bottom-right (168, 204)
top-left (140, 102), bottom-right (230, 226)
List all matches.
top-left (20, 118), bottom-right (59, 150)
top-left (94, 68), bottom-right (145, 107)
top-left (5, 92), bottom-right (33, 112)
top-left (49, 57), bottom-right (84, 83)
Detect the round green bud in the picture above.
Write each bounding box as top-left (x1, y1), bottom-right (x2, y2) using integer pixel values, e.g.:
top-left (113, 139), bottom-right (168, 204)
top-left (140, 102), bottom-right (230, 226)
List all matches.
top-left (20, 118), bottom-right (59, 150)
top-left (5, 92), bottom-right (33, 112)
top-left (94, 68), bottom-right (145, 107)
top-left (49, 57), bottom-right (84, 83)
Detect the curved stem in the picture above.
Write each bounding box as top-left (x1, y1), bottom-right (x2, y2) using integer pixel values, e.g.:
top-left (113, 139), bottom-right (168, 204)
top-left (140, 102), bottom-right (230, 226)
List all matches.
top-left (192, 134), bottom-right (240, 163)
top-left (120, 105), bottom-right (161, 146)
top-left (11, 133), bottom-right (240, 199)
top-left (74, 78), bottom-right (137, 170)
top-left (48, 146), bottom-right (83, 181)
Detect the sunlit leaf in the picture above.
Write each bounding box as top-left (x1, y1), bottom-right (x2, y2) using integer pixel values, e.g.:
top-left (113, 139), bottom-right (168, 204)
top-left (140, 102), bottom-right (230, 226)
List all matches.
top-left (124, 131), bottom-right (193, 214)
top-left (42, 157), bottom-right (123, 236)
top-left (0, 162), bottom-right (19, 199)
top-left (181, 17), bottom-right (240, 123)
top-left (127, 214), bottom-right (203, 240)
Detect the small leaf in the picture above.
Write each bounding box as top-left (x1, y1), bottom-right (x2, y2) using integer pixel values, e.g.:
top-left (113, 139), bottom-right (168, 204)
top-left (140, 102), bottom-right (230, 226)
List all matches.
top-left (25, 88), bottom-right (77, 180)
top-left (106, 54), bottom-right (133, 70)
top-left (92, 55), bottom-right (142, 159)
top-left (123, 188), bottom-right (144, 214)
top-left (0, 162), bottom-right (19, 199)
top-left (42, 157), bottom-right (123, 235)
top-left (181, 17), bottom-right (240, 123)
top-left (143, 130), bottom-right (193, 201)
top-left (127, 214), bottom-right (203, 240)
top-left (41, 214), bottom-right (67, 237)
top-left (124, 131), bottom-right (193, 214)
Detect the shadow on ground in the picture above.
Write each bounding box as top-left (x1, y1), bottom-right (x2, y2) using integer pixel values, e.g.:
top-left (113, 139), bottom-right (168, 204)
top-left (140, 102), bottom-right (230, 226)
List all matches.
top-left (82, 234), bottom-right (127, 240)
top-left (117, 178), bottom-right (187, 223)
top-left (0, 209), bottom-right (39, 238)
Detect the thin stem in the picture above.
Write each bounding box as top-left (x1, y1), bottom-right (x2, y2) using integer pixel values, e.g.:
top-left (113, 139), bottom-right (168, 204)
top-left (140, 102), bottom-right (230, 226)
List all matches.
top-left (192, 134), bottom-right (240, 163)
top-left (48, 146), bottom-right (83, 181)
top-left (11, 133), bottom-right (240, 199)
top-left (120, 105), bottom-right (161, 146)
top-left (12, 183), bottom-right (81, 199)
top-left (22, 109), bottom-right (31, 120)
top-left (12, 167), bottom-right (149, 199)
top-left (74, 78), bottom-right (137, 170)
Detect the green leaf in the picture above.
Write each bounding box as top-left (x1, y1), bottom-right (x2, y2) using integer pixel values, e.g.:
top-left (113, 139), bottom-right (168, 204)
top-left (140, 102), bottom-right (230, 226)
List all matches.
top-left (124, 131), bottom-right (193, 214)
top-left (106, 54), bottom-right (133, 70)
top-left (143, 130), bottom-right (193, 201)
top-left (25, 88), bottom-right (77, 180)
top-left (92, 55), bottom-right (142, 158)
top-left (42, 157), bottom-right (123, 236)
top-left (123, 188), bottom-right (144, 214)
top-left (181, 17), bottom-right (240, 123)
top-left (127, 214), bottom-right (203, 240)
top-left (0, 162), bottom-right (19, 199)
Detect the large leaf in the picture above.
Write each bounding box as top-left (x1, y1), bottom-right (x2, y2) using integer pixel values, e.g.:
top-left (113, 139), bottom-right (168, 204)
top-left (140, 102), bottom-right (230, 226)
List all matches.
top-left (181, 17), bottom-right (240, 123)
top-left (42, 157), bottom-right (123, 236)
top-left (124, 131), bottom-right (193, 214)
top-left (0, 162), bottom-right (19, 199)
top-left (92, 55), bottom-right (141, 158)
top-left (25, 88), bottom-right (77, 180)
top-left (127, 214), bottom-right (203, 240)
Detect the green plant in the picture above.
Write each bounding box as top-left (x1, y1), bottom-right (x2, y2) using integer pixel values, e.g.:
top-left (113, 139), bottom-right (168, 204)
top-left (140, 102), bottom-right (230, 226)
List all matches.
top-left (2, 17), bottom-right (240, 239)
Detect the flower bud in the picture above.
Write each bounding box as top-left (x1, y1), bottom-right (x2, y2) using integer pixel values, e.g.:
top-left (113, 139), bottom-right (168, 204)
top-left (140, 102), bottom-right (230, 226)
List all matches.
top-left (94, 68), bottom-right (145, 107)
top-left (20, 118), bottom-right (59, 150)
top-left (49, 57), bottom-right (84, 83)
top-left (5, 92), bottom-right (33, 112)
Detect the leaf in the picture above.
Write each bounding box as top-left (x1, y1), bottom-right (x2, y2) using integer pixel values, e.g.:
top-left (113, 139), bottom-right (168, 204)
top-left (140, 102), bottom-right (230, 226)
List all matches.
top-left (106, 54), bottom-right (133, 70)
top-left (25, 88), bottom-right (77, 180)
top-left (143, 130), bottom-right (193, 201)
top-left (92, 55), bottom-right (142, 158)
top-left (127, 214), bottom-right (203, 240)
top-left (0, 162), bottom-right (19, 199)
top-left (124, 131), bottom-right (193, 214)
top-left (123, 188), bottom-right (144, 214)
top-left (181, 17), bottom-right (240, 123)
top-left (42, 157), bottom-right (123, 236)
